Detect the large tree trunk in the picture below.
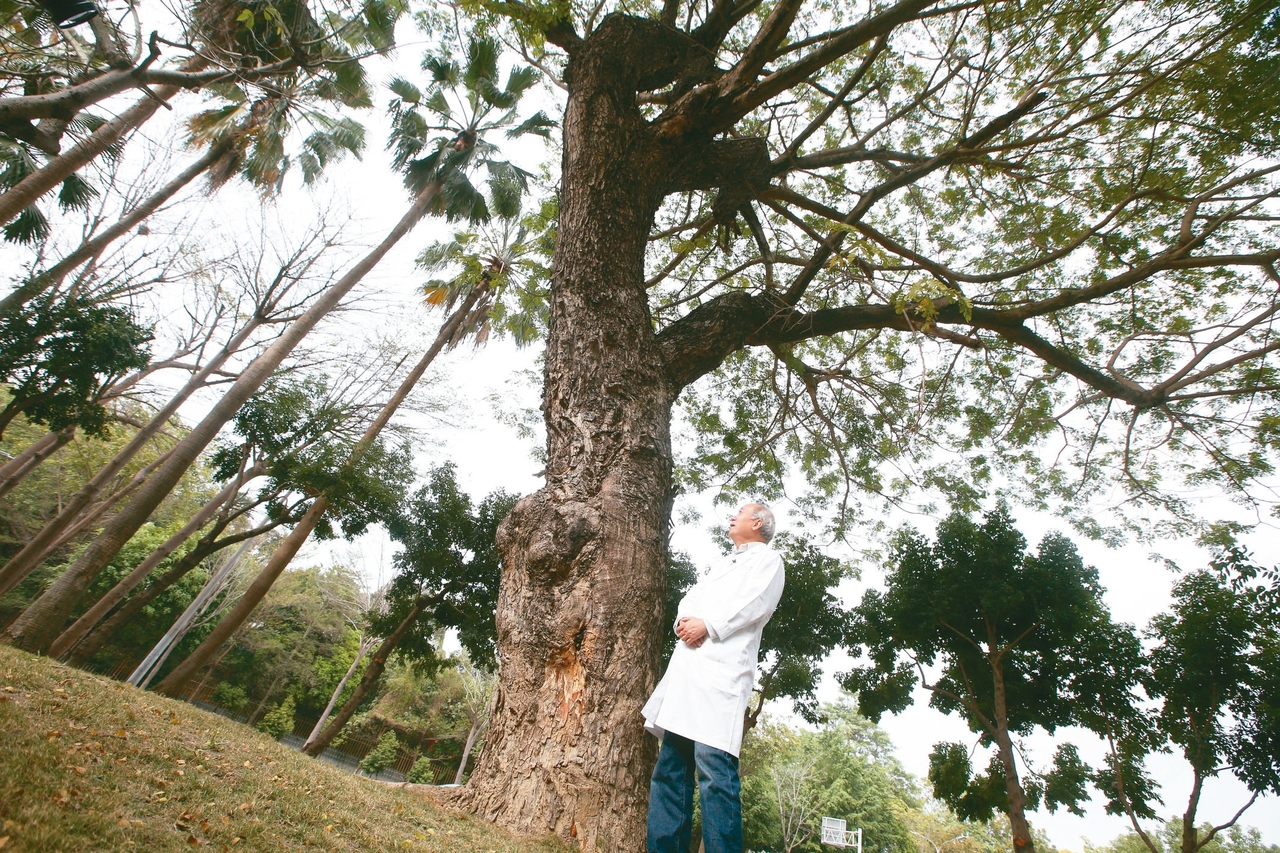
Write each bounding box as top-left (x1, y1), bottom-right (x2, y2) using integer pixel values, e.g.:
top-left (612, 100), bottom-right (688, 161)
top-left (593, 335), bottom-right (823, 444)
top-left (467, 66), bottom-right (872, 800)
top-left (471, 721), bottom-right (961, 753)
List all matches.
top-left (456, 18), bottom-right (685, 851)
top-left (0, 182), bottom-right (439, 654)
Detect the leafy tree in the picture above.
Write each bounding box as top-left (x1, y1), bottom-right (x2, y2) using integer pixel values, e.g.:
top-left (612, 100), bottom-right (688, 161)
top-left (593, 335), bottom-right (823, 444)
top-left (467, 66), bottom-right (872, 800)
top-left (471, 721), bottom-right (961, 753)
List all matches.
top-left (257, 694), bottom-right (297, 739)
top-left (0, 0), bottom-right (405, 241)
top-left (905, 799), bottom-right (1008, 853)
top-left (1087, 822), bottom-right (1280, 853)
top-left (843, 506), bottom-right (1141, 852)
top-left (0, 292), bottom-right (150, 438)
top-left (740, 701), bottom-right (916, 853)
top-left (751, 532), bottom-right (855, 728)
top-left (359, 729), bottom-right (401, 775)
top-left (439, 0), bottom-right (1280, 843)
top-left (1093, 548), bottom-right (1280, 853)
top-left (302, 464), bottom-right (514, 757)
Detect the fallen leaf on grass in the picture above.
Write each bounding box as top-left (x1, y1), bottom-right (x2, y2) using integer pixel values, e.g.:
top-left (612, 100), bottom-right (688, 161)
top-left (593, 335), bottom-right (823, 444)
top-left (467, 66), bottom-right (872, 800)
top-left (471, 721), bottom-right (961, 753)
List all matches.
top-left (73, 766), bottom-right (87, 775)
top-left (187, 834), bottom-right (202, 846)
top-left (0, 835), bottom-right (8, 849)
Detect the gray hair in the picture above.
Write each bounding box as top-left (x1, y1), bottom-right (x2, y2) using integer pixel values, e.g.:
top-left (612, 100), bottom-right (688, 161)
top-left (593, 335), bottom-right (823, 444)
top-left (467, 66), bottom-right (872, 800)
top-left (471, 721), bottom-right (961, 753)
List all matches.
top-left (750, 503), bottom-right (776, 542)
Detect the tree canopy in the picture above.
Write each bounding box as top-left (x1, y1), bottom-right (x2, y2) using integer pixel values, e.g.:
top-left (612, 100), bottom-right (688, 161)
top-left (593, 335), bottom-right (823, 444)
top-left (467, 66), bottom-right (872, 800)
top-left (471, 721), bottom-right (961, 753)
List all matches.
top-left (843, 505), bottom-right (1140, 850)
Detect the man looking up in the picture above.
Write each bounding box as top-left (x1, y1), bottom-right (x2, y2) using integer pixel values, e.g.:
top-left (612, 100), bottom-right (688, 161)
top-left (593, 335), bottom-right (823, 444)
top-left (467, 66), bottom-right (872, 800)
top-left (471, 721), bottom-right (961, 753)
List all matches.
top-left (642, 503), bottom-right (786, 853)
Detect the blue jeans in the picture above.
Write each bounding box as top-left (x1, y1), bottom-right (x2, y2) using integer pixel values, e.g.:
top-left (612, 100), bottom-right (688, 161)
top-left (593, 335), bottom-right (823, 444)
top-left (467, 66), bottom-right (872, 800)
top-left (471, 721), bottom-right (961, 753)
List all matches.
top-left (647, 732), bottom-right (743, 853)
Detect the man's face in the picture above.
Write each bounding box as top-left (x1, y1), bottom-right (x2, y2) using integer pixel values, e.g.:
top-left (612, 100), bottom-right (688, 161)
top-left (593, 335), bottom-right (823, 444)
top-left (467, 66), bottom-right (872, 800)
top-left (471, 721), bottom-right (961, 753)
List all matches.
top-left (728, 504), bottom-right (763, 545)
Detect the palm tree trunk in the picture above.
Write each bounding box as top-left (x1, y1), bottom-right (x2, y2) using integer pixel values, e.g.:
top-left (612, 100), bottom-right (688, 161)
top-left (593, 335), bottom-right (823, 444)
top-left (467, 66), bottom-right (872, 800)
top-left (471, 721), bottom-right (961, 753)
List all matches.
top-left (302, 596), bottom-right (432, 757)
top-left (186, 640), bottom-right (235, 703)
top-left (49, 465), bottom-right (258, 659)
top-left (0, 138), bottom-right (232, 316)
top-left (0, 180), bottom-right (441, 654)
top-left (128, 538), bottom-right (251, 688)
top-left (64, 517), bottom-right (278, 666)
top-left (0, 426), bottom-right (75, 501)
top-left (303, 633), bottom-right (376, 751)
top-left (153, 277), bottom-right (485, 696)
top-left (0, 295), bottom-right (267, 598)
top-left (0, 57), bottom-right (208, 228)
top-left (0, 444), bottom-right (172, 599)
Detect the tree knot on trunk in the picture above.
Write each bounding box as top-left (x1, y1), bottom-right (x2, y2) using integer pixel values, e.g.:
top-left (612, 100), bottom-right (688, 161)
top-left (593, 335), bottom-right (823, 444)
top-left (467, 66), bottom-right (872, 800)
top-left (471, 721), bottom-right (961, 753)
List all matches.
top-left (498, 493), bottom-right (600, 582)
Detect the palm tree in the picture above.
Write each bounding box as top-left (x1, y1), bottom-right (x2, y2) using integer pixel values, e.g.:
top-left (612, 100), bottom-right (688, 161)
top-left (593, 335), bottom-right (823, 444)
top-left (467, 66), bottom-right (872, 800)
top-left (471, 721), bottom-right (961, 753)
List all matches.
top-left (152, 33), bottom-right (554, 696)
top-left (1, 33), bottom-right (551, 658)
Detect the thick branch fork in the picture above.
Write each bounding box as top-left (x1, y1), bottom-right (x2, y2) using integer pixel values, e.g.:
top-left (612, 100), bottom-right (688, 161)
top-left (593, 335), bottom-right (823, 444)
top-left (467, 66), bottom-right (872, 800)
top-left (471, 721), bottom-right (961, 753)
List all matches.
top-left (656, 290), bottom-right (1192, 409)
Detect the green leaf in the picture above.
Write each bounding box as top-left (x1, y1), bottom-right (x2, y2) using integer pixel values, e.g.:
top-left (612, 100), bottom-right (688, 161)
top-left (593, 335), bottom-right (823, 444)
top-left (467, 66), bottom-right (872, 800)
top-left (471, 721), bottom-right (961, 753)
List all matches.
top-left (57, 173), bottom-right (98, 211)
top-left (506, 111), bottom-right (556, 139)
top-left (3, 205), bottom-right (48, 245)
top-left (388, 76), bottom-right (421, 105)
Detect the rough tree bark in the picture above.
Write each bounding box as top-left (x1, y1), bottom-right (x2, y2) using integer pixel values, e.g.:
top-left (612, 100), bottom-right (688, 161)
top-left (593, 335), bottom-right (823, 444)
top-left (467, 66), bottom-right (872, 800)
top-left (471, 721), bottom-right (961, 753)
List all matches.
top-left (453, 15), bottom-right (772, 849)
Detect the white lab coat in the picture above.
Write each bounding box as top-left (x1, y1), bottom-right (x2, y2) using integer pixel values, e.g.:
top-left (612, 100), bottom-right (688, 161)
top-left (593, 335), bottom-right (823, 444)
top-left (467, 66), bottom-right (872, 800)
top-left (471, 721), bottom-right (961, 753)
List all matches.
top-left (641, 541), bottom-right (785, 757)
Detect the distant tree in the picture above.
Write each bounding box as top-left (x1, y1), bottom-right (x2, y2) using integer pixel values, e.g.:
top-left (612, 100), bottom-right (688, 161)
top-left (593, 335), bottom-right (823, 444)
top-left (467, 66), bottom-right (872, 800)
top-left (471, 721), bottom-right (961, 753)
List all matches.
top-left (302, 465), bottom-right (514, 757)
top-left (257, 694), bottom-right (296, 739)
top-left (1087, 821), bottom-right (1280, 853)
top-left (905, 799), bottom-right (1007, 853)
top-left (749, 532), bottom-right (855, 729)
top-left (359, 729), bottom-right (401, 775)
top-left (740, 701), bottom-right (916, 853)
top-left (1092, 548), bottom-right (1280, 853)
top-left (843, 506), bottom-right (1142, 853)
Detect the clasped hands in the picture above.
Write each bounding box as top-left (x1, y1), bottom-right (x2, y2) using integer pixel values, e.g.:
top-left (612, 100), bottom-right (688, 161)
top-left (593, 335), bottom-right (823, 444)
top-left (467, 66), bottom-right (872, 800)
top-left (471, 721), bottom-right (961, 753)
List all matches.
top-left (676, 616), bottom-right (708, 648)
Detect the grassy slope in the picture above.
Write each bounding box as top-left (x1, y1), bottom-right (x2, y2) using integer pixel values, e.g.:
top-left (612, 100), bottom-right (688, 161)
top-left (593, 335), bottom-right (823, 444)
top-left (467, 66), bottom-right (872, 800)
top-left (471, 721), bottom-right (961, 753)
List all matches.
top-left (0, 645), bottom-right (568, 853)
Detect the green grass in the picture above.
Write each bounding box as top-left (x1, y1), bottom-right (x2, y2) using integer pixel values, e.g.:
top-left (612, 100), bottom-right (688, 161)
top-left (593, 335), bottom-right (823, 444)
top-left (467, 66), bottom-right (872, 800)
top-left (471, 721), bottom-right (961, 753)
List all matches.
top-left (0, 644), bottom-right (567, 853)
